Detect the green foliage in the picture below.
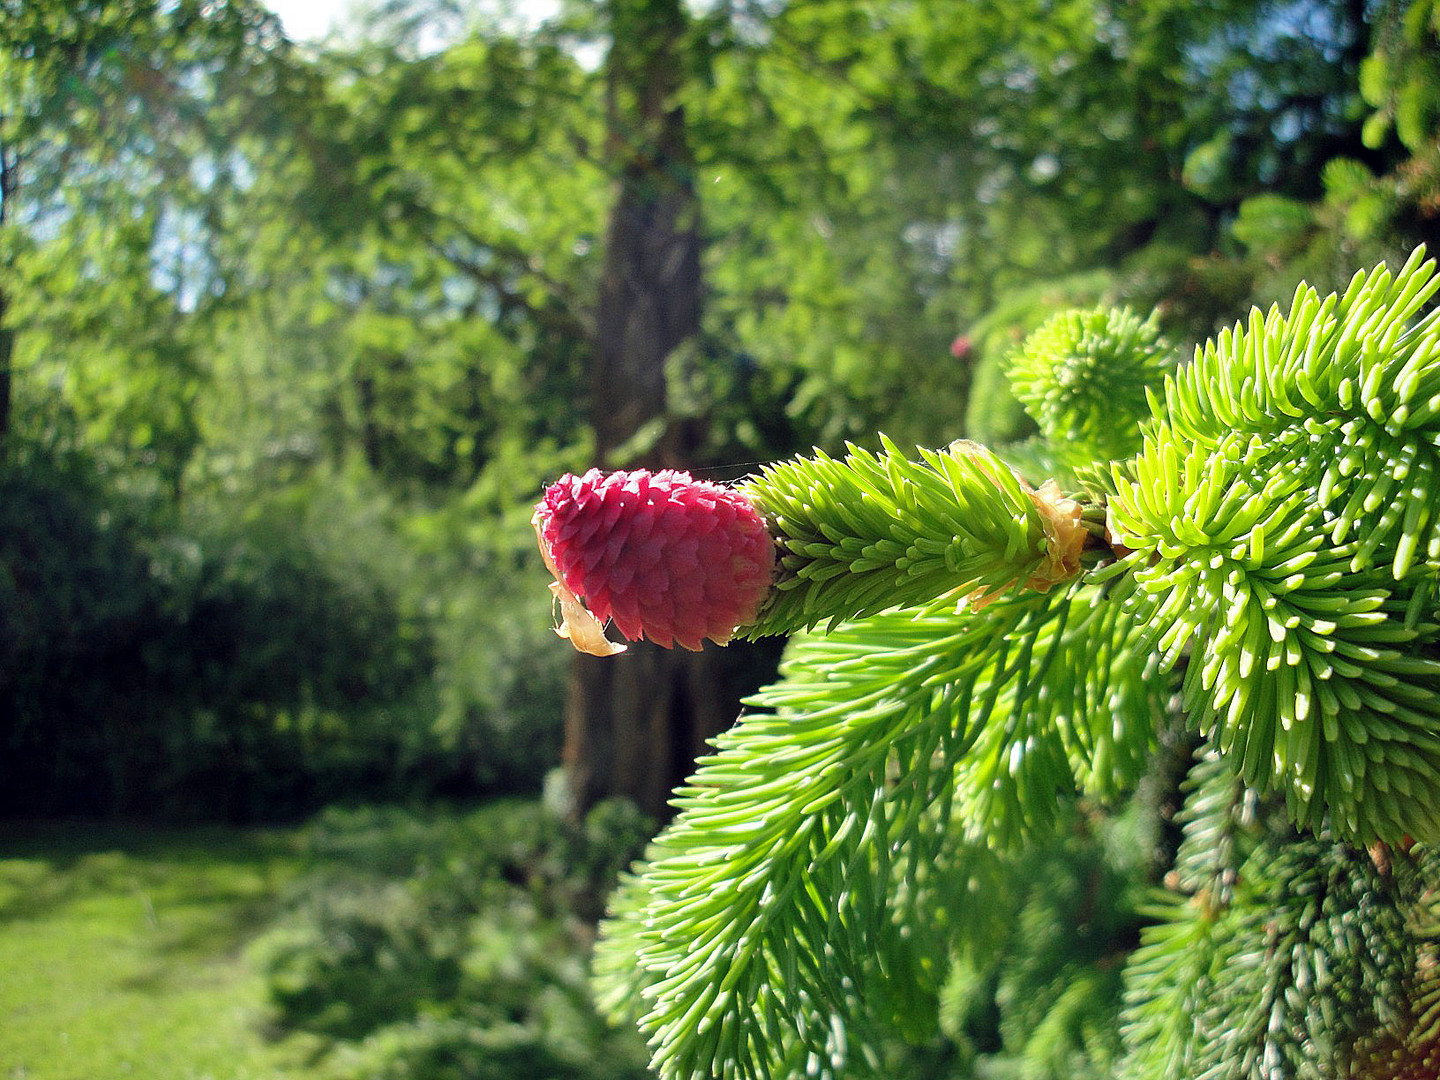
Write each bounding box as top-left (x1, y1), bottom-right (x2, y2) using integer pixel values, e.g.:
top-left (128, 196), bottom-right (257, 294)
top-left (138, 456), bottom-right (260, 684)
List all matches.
top-left (741, 438), bottom-right (1055, 636)
top-left (257, 801), bottom-right (654, 1080)
top-left (1006, 307), bottom-right (1174, 466)
top-left (1361, 0), bottom-right (1440, 153)
top-left (5, 0), bottom-right (1412, 811)
top-left (8, 4), bottom-right (1440, 1076)
top-left (7, 211), bottom-right (209, 490)
top-left (596, 251), bottom-right (1440, 1080)
top-left (1232, 194), bottom-right (1317, 257)
top-left (596, 607), bottom-right (1018, 1080)
top-left (1110, 249), bottom-right (1440, 842)
top-left (0, 0), bottom-right (303, 481)
top-left (210, 19), bottom-right (610, 493)
top-left (0, 0), bottom-right (292, 211)
top-left (1120, 754), bottom-right (1439, 1080)
top-left (936, 810), bottom-right (1148, 1080)
top-left (595, 578), bottom-right (1165, 1079)
top-left (958, 271), bottom-right (1118, 448)
top-left (0, 445), bottom-right (477, 821)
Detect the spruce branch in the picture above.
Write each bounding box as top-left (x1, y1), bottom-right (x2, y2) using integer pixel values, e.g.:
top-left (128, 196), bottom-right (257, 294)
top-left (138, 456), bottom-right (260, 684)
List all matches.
top-left (1353, 844), bottom-right (1440, 1078)
top-left (574, 249), bottom-right (1440, 1080)
top-left (593, 573), bottom-right (1164, 1079)
top-left (1146, 245), bottom-right (1440, 579)
top-left (740, 436), bottom-right (1096, 637)
top-left (593, 599), bottom-right (1047, 1080)
top-left (1122, 755), bottom-right (1430, 1080)
top-left (951, 576), bottom-right (1161, 842)
top-left (1110, 248), bottom-right (1440, 844)
top-left (1006, 306), bottom-right (1175, 467)
top-left (934, 816), bottom-right (1145, 1080)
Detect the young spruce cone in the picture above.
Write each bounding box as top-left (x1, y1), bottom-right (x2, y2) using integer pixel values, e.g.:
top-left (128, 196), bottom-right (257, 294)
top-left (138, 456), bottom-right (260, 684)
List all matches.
top-left (535, 468), bottom-right (776, 654)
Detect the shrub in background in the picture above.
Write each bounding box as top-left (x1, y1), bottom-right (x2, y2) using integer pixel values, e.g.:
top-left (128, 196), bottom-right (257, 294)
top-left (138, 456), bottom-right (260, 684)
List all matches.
top-left (0, 448), bottom-right (479, 821)
top-left (255, 801), bottom-right (654, 1080)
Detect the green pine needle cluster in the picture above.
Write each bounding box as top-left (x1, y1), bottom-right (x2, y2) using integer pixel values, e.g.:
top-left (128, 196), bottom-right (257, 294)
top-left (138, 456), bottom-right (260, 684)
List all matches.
top-left (592, 250), bottom-right (1440, 1080)
top-left (1110, 249), bottom-right (1440, 843)
top-left (1145, 246), bottom-right (1440, 577)
top-left (738, 437), bottom-right (1061, 637)
top-left (1006, 306), bottom-right (1175, 466)
top-left (936, 813), bottom-right (1146, 1079)
top-left (1121, 754), bottom-right (1439, 1080)
top-left (595, 591), bottom-right (1158, 1080)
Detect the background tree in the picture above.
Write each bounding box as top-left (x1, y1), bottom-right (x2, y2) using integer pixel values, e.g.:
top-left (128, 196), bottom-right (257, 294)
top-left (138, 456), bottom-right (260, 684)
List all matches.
top-left (0, 0), bottom-right (295, 462)
top-left (562, 0), bottom-right (722, 819)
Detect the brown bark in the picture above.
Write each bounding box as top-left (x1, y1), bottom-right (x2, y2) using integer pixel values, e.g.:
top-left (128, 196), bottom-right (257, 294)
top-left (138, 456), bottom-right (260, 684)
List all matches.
top-left (590, 0), bottom-right (700, 467)
top-left (565, 647), bottom-right (745, 818)
top-left (561, 0), bottom-right (776, 823)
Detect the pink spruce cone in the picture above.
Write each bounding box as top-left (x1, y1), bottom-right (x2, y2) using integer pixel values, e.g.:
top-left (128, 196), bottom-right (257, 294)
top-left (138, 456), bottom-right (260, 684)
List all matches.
top-left (535, 468), bottom-right (776, 651)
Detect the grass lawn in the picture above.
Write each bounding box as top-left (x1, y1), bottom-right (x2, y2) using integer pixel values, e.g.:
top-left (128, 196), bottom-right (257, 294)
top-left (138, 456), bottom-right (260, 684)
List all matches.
top-left (0, 822), bottom-right (317, 1080)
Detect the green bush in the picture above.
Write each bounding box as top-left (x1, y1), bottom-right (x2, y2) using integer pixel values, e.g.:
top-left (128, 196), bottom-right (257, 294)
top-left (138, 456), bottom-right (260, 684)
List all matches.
top-left (0, 447), bottom-right (446, 820)
top-left (256, 801), bottom-right (654, 1080)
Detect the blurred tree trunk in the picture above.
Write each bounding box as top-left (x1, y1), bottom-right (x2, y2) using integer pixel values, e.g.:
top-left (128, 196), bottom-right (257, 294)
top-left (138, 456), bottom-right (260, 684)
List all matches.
top-left (0, 124), bottom-right (14, 449)
top-left (588, 0), bottom-right (699, 467)
top-left (563, 0), bottom-right (773, 822)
